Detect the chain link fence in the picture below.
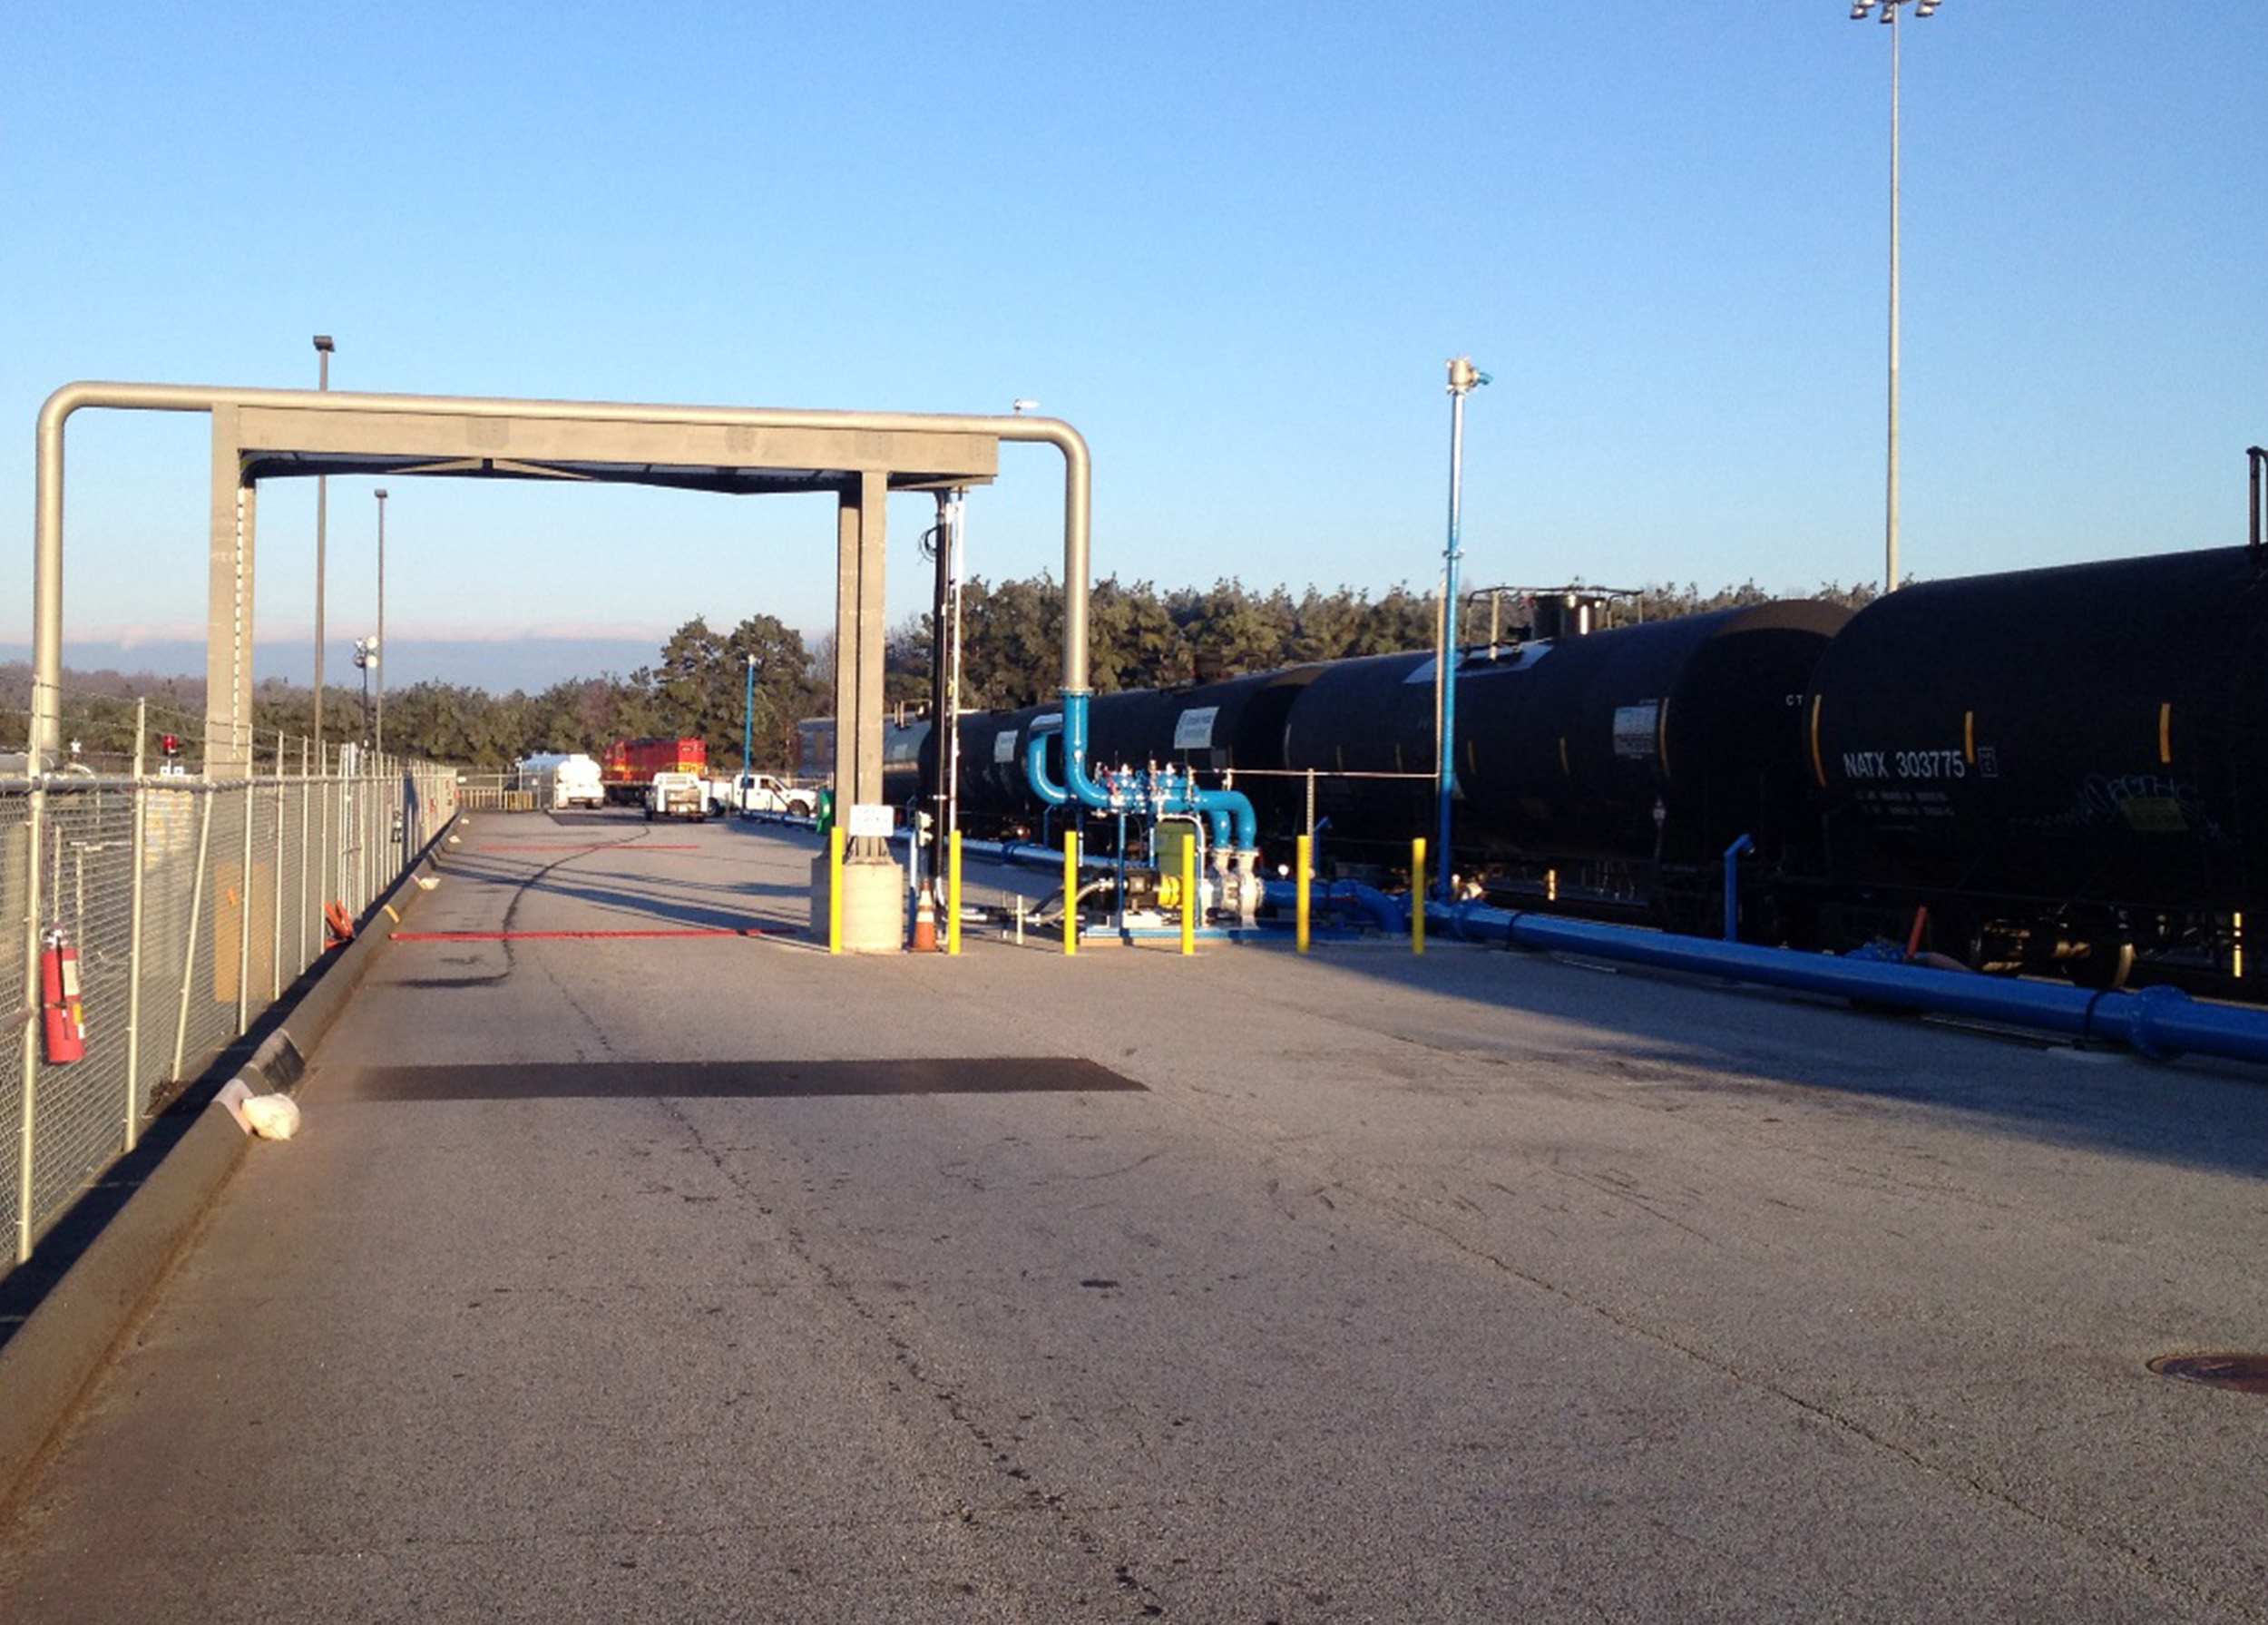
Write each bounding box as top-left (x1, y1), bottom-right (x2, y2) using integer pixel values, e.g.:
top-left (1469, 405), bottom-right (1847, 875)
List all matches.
top-left (5, 700), bottom-right (458, 1269)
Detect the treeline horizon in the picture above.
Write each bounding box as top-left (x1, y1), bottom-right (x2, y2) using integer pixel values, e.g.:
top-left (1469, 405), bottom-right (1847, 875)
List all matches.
top-left (5, 573), bottom-right (1878, 773)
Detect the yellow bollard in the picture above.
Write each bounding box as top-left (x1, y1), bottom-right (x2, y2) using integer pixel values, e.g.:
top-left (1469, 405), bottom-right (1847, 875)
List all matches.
top-left (1295, 834), bottom-right (1312, 954)
top-left (948, 830), bottom-right (963, 956)
top-left (1180, 834), bottom-right (1197, 956)
top-left (828, 825), bottom-right (845, 954)
top-left (1063, 829), bottom-right (1079, 955)
top-left (1412, 837), bottom-right (1426, 956)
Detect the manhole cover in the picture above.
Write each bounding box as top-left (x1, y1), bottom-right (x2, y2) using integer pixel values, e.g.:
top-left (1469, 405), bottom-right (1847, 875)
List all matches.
top-left (2147, 1353), bottom-right (2268, 1395)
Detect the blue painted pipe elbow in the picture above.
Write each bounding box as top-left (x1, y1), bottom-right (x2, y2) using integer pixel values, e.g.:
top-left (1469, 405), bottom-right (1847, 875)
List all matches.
top-left (1023, 725), bottom-right (1070, 807)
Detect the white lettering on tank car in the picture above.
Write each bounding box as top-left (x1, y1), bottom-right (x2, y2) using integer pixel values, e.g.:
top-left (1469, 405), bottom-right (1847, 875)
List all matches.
top-left (1842, 748), bottom-right (1967, 781)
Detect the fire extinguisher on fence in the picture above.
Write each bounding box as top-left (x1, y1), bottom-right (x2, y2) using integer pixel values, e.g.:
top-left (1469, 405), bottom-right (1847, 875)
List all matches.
top-left (41, 928), bottom-right (86, 1065)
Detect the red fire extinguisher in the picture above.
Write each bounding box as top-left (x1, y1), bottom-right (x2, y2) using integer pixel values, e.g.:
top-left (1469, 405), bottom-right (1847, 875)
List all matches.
top-left (41, 929), bottom-right (86, 1065)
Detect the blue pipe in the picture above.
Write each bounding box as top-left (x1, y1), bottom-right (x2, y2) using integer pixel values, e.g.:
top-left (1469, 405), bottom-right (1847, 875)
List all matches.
top-left (1722, 834), bottom-right (1754, 942)
top-left (1059, 690), bottom-right (1110, 805)
top-left (1260, 877), bottom-right (1407, 935)
top-left (1192, 786), bottom-right (1255, 852)
top-left (1420, 900), bottom-right (2268, 1066)
top-left (1024, 723), bottom-right (1070, 806)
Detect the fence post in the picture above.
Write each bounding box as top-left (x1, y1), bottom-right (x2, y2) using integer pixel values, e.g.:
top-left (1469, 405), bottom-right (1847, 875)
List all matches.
top-left (271, 731), bottom-right (286, 1003)
top-left (13, 778), bottom-right (34, 1263)
top-left (238, 757), bottom-right (255, 1035)
top-left (125, 701), bottom-right (149, 1151)
top-left (173, 790), bottom-right (215, 1084)
top-left (298, 736), bottom-right (311, 972)
top-left (319, 739), bottom-right (333, 927)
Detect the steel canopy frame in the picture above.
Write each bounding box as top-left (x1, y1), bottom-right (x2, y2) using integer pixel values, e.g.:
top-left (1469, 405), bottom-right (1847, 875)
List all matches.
top-left (22, 382), bottom-right (1098, 1163)
top-left (29, 383), bottom-right (1097, 778)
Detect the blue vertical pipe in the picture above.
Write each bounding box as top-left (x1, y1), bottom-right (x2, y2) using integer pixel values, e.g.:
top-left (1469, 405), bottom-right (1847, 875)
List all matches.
top-left (1723, 835), bottom-right (1754, 941)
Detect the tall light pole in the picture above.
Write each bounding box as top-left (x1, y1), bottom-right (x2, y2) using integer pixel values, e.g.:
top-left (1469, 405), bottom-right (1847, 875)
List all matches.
top-left (742, 651), bottom-right (758, 780)
top-left (1437, 357), bottom-right (1489, 899)
top-left (1851, 0), bottom-right (1943, 594)
top-left (374, 488), bottom-right (388, 759)
top-left (312, 335), bottom-right (334, 759)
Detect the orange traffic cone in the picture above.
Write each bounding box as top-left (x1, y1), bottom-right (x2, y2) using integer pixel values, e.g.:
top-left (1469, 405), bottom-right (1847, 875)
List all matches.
top-left (912, 885), bottom-right (939, 953)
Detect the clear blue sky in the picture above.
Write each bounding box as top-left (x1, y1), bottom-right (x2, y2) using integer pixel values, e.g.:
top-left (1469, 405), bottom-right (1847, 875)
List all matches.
top-left (5, 2), bottom-right (2261, 689)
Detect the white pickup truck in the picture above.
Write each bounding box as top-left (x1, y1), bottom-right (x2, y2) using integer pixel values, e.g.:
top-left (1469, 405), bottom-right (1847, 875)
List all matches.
top-left (645, 771), bottom-right (709, 821)
top-left (715, 772), bottom-right (819, 820)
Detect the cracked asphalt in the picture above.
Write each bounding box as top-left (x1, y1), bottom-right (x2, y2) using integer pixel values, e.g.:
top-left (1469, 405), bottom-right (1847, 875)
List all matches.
top-left (5, 811), bottom-right (2268, 1622)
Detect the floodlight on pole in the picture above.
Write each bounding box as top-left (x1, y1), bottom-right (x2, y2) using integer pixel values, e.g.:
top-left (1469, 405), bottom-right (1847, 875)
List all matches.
top-left (1849, 0), bottom-right (1947, 593)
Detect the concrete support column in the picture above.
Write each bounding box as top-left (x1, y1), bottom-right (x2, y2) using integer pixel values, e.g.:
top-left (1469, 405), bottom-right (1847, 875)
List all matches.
top-left (824, 469), bottom-right (902, 949)
top-left (831, 470), bottom-right (890, 837)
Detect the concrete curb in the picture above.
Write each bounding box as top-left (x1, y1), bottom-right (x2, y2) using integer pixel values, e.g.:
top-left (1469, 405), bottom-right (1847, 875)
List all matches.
top-left (0, 817), bottom-right (455, 1517)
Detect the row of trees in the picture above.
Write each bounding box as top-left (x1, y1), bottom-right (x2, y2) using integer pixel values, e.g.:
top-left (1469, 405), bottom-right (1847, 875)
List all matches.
top-left (7, 574), bottom-right (1878, 774)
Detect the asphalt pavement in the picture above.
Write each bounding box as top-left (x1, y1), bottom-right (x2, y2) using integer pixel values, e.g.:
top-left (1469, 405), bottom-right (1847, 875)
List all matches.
top-left (4, 809), bottom-right (2266, 1622)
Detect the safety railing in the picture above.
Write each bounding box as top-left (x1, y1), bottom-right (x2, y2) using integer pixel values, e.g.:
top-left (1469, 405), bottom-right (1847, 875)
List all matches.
top-left (4, 722), bottom-right (458, 1268)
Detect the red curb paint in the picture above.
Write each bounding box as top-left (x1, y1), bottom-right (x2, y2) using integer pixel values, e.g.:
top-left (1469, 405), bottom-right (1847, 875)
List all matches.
top-left (391, 927), bottom-right (797, 941)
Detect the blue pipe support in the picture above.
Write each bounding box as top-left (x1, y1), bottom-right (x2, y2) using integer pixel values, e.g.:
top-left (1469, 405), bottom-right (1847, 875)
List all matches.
top-left (1420, 899), bottom-right (2268, 1067)
top-left (1027, 691), bottom-right (1258, 851)
top-left (1722, 834), bottom-right (1754, 942)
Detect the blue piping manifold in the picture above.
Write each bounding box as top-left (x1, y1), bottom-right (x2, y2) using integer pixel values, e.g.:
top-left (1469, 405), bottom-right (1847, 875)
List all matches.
top-left (1027, 690), bottom-right (1257, 851)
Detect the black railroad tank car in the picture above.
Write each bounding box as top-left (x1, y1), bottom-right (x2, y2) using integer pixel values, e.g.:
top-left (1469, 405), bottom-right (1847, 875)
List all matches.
top-left (909, 539), bottom-right (2268, 993)
top-left (1277, 602), bottom-right (1851, 865)
top-left (801, 715), bottom-right (930, 810)
top-left (1806, 544), bottom-right (2268, 964)
top-left (932, 705), bottom-right (1051, 832)
top-left (1115, 663), bottom-right (1334, 837)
